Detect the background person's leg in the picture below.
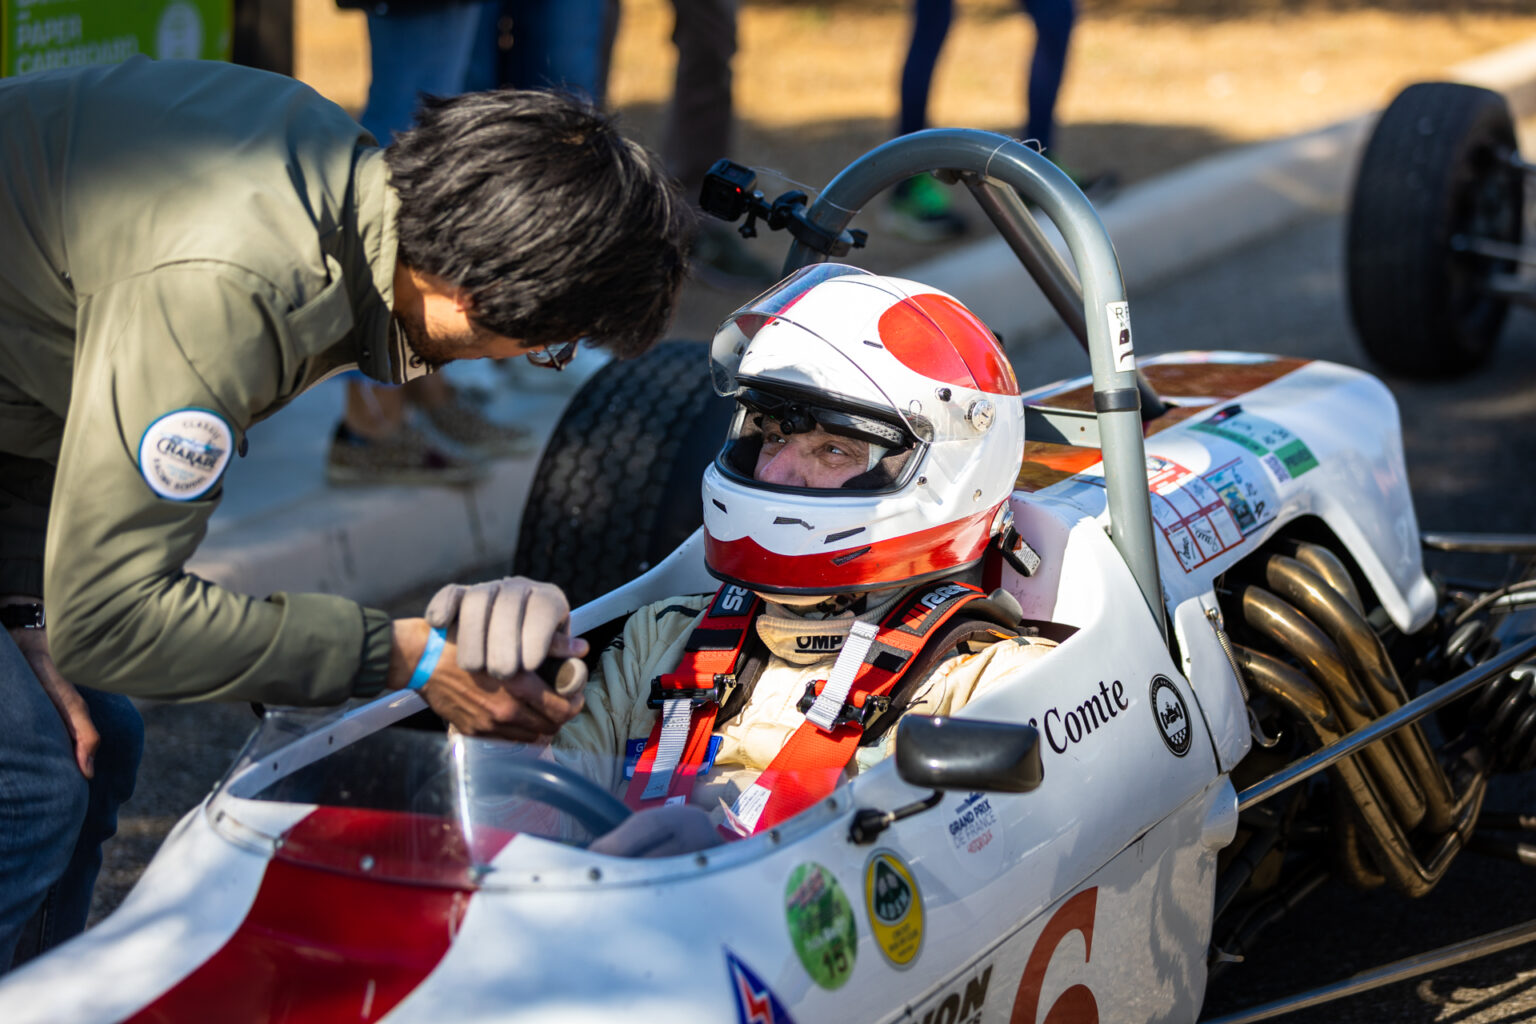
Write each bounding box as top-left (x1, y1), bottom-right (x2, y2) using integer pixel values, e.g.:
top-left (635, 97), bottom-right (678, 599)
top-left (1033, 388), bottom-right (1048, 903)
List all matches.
top-left (499, 0), bottom-right (606, 98)
top-left (1020, 0), bottom-right (1075, 154)
top-left (0, 631), bottom-right (87, 970)
top-left (897, 0), bottom-right (953, 137)
top-left (360, 2), bottom-right (488, 143)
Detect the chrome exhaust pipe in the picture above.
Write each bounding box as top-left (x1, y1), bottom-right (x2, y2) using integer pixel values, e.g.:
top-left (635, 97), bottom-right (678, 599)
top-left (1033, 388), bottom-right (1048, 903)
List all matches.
top-left (1262, 555), bottom-right (1474, 834)
top-left (1235, 643), bottom-right (1486, 897)
top-left (1241, 586), bottom-right (1428, 831)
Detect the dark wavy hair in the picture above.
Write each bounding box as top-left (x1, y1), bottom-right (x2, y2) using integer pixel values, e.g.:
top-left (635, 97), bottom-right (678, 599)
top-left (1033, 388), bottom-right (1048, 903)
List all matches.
top-left (385, 89), bottom-right (692, 358)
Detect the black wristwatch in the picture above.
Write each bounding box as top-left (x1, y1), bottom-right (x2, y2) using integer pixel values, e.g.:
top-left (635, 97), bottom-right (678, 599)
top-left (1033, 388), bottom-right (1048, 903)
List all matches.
top-left (0, 603), bottom-right (45, 630)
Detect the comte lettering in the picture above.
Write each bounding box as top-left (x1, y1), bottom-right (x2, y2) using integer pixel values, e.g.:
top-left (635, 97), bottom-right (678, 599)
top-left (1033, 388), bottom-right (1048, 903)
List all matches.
top-left (1039, 680), bottom-right (1129, 753)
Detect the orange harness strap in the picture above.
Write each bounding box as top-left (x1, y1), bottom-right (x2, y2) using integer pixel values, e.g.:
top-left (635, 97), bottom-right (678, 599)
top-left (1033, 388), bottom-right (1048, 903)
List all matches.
top-left (624, 584), bottom-right (760, 810)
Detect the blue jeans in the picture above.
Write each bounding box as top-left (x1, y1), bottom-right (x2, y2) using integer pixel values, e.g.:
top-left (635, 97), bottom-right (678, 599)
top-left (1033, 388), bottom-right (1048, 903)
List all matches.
top-left (0, 631), bottom-right (142, 970)
top-left (898, 0), bottom-right (1075, 152)
top-left (467, 0), bottom-right (607, 98)
top-left (361, 2), bottom-right (498, 144)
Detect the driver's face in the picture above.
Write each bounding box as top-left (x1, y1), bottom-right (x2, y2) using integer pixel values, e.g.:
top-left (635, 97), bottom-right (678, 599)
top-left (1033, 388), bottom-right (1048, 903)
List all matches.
top-left (754, 417), bottom-right (870, 488)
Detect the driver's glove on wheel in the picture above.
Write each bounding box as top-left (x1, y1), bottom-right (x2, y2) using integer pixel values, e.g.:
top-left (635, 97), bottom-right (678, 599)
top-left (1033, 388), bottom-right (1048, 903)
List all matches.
top-left (425, 577), bottom-right (588, 696)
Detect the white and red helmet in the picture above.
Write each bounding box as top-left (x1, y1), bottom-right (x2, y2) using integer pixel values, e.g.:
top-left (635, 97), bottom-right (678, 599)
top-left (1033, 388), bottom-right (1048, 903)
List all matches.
top-left (702, 264), bottom-right (1024, 596)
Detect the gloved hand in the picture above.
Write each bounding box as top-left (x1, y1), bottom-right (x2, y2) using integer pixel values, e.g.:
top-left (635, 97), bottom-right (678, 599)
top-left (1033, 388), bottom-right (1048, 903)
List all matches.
top-left (425, 576), bottom-right (588, 695)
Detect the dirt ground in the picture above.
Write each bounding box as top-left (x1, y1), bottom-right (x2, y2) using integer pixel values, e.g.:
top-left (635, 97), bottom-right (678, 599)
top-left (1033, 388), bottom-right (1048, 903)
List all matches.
top-left (296, 0), bottom-right (1536, 338)
top-left (90, 0), bottom-right (1536, 919)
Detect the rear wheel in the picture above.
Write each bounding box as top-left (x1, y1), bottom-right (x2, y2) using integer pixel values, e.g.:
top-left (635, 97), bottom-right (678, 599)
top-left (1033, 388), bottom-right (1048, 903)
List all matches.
top-left (512, 341), bottom-right (733, 606)
top-left (1345, 81), bottom-right (1523, 378)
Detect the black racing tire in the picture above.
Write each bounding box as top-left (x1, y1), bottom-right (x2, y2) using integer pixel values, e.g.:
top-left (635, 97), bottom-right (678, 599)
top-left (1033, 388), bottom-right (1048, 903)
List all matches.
top-left (512, 341), bottom-right (734, 606)
top-left (1346, 81), bottom-right (1523, 378)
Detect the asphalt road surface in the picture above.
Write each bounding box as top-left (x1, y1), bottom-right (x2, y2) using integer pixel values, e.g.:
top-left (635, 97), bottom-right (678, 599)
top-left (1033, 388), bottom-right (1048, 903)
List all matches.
top-left (1005, 210), bottom-right (1536, 1024)
top-left (103, 206), bottom-right (1536, 1023)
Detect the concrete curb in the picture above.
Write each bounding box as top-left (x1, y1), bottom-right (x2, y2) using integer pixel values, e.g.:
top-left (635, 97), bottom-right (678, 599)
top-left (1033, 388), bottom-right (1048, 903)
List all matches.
top-left (187, 35), bottom-right (1536, 609)
top-left (909, 34), bottom-right (1536, 348)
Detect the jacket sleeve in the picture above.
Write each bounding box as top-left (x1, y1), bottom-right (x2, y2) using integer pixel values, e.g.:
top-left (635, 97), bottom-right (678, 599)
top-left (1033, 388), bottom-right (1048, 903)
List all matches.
top-left (43, 266), bottom-right (392, 704)
top-left (551, 596), bottom-right (707, 793)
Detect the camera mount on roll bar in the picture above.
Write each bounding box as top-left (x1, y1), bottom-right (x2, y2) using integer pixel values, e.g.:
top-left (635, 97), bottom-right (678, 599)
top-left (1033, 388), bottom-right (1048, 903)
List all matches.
top-left (699, 159), bottom-right (868, 259)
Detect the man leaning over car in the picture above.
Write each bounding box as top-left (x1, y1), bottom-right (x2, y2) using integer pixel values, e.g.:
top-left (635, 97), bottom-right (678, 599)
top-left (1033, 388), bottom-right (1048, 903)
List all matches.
top-left (0, 56), bottom-right (690, 969)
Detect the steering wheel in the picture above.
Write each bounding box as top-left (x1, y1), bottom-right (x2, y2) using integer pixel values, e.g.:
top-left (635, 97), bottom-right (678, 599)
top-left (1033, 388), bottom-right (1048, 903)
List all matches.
top-left (468, 752), bottom-right (632, 838)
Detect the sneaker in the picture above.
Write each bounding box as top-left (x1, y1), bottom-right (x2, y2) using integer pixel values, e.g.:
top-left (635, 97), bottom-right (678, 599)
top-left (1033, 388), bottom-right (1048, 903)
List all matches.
top-left (690, 221), bottom-right (780, 290)
top-left (326, 422), bottom-right (487, 487)
top-left (881, 173), bottom-right (967, 243)
top-left (419, 395), bottom-right (537, 458)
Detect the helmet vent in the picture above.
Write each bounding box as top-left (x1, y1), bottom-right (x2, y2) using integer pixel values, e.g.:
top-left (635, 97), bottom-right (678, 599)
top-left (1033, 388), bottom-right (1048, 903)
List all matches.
top-left (773, 516), bottom-right (815, 530)
top-left (825, 527), bottom-right (866, 544)
top-left (831, 545), bottom-right (873, 566)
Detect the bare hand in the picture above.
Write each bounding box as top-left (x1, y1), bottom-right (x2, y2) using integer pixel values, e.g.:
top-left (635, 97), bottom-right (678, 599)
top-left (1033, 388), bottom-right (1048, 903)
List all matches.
top-left (388, 619), bottom-right (586, 742)
top-left (8, 625), bottom-right (98, 778)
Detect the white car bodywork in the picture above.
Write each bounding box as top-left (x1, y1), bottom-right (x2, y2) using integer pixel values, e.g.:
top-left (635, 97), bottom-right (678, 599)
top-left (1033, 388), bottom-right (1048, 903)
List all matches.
top-left (0, 351), bottom-right (1428, 1024)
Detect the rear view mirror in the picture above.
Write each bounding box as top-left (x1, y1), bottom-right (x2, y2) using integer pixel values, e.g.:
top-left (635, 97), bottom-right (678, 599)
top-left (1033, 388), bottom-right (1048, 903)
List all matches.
top-left (895, 716), bottom-right (1044, 794)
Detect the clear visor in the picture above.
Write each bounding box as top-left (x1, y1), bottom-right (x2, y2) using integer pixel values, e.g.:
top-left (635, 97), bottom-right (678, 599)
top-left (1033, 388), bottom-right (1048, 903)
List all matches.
top-left (722, 394), bottom-right (920, 493)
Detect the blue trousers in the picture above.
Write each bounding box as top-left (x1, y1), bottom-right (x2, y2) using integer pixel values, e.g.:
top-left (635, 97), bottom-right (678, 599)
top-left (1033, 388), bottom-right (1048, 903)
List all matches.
top-left (0, 630), bottom-right (142, 970)
top-left (898, 0), bottom-right (1075, 153)
top-left (361, 2), bottom-right (498, 144)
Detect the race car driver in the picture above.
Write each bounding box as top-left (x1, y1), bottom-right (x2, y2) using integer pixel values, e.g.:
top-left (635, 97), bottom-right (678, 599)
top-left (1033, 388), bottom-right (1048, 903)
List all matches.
top-left (0, 58), bottom-right (687, 966)
top-left (430, 265), bottom-right (1054, 847)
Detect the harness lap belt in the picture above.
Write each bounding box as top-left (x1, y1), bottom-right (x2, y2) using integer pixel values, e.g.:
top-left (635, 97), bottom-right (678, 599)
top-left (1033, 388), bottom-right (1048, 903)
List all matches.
top-left (624, 580), bottom-right (988, 830)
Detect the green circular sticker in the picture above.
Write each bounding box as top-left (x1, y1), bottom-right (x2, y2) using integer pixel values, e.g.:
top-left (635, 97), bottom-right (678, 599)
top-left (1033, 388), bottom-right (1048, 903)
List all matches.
top-left (785, 862), bottom-right (857, 989)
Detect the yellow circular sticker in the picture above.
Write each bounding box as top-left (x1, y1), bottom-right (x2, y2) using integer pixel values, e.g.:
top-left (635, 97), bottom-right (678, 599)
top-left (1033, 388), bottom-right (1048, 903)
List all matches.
top-left (864, 850), bottom-right (923, 968)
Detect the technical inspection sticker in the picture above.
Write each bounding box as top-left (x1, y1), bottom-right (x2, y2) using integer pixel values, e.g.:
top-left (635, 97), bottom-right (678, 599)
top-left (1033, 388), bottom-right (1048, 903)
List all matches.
top-left (864, 850), bottom-right (924, 968)
top-left (137, 408), bottom-right (233, 500)
top-left (785, 863), bottom-right (857, 989)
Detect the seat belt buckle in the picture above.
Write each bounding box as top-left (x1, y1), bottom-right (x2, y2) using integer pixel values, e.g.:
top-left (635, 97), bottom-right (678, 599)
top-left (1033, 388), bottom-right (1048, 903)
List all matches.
top-left (647, 674), bottom-right (731, 709)
top-left (797, 680), bottom-right (890, 730)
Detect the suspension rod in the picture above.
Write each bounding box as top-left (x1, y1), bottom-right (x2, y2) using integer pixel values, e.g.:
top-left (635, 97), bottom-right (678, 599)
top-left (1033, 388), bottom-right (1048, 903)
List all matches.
top-left (1198, 915), bottom-right (1536, 1024)
top-left (1237, 635), bottom-right (1536, 811)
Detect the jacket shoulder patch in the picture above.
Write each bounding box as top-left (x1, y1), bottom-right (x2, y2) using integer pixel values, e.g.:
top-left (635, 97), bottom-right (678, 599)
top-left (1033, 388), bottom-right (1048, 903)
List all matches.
top-left (138, 408), bottom-right (233, 500)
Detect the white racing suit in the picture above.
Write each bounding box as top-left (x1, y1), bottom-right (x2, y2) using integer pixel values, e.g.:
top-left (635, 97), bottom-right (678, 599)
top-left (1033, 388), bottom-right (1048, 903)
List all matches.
top-left (553, 587), bottom-right (1056, 826)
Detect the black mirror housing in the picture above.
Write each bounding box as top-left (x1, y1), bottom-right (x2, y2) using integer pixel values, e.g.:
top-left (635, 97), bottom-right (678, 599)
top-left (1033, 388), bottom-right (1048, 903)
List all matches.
top-left (894, 716), bottom-right (1044, 794)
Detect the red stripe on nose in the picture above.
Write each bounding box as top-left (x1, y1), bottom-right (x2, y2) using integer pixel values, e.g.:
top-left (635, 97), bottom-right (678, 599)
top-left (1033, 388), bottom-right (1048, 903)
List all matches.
top-left (127, 807), bottom-right (515, 1024)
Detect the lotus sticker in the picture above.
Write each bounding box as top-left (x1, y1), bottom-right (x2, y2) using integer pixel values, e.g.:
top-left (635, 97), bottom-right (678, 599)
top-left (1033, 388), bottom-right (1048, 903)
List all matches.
top-left (864, 850), bottom-right (923, 968)
top-left (1150, 675), bottom-right (1192, 756)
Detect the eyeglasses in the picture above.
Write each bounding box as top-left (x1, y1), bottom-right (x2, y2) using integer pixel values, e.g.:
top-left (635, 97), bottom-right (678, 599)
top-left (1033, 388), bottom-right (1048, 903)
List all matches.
top-left (525, 340), bottom-right (580, 372)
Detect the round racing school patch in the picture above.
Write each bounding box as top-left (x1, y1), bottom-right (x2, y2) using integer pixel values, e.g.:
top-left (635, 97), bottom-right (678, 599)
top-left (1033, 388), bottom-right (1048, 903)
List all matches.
top-left (1150, 675), bottom-right (1192, 757)
top-left (138, 408), bottom-right (234, 500)
top-left (864, 850), bottom-right (923, 968)
top-left (785, 862), bottom-right (857, 990)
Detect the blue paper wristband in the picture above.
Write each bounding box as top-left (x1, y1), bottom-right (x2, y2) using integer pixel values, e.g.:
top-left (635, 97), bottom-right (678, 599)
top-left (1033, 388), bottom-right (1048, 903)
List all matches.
top-left (408, 626), bottom-right (448, 691)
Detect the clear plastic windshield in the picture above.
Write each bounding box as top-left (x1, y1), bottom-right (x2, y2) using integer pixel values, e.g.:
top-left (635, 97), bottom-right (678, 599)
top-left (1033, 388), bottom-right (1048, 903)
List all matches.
top-left (206, 707), bottom-right (857, 887)
top-left (208, 708), bottom-right (634, 888)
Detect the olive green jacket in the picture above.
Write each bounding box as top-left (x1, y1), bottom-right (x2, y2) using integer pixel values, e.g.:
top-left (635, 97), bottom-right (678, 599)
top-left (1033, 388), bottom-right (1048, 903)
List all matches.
top-left (0, 57), bottom-right (413, 704)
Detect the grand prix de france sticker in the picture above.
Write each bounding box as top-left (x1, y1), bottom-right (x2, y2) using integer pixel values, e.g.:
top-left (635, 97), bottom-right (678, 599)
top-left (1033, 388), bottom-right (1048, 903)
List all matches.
top-left (785, 863), bottom-right (857, 990)
top-left (137, 408), bottom-right (233, 500)
top-left (1150, 675), bottom-right (1192, 757)
top-left (864, 850), bottom-right (924, 968)
top-left (946, 791), bottom-right (1006, 879)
